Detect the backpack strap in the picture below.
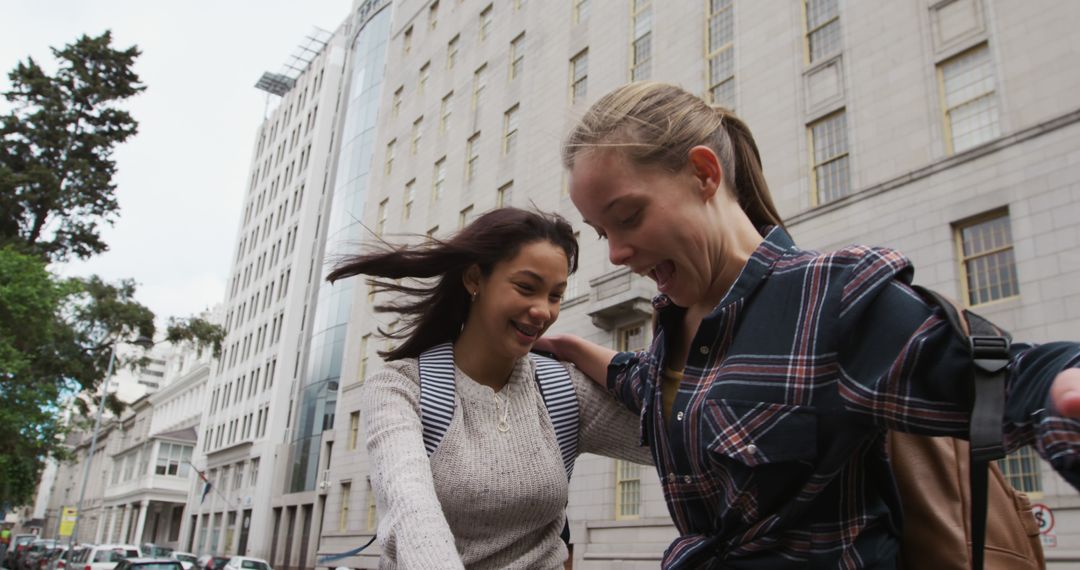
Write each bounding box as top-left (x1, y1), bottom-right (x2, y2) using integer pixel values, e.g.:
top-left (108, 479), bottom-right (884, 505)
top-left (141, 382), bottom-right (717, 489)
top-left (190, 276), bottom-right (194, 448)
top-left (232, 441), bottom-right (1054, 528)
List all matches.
top-left (912, 286), bottom-right (1010, 570)
top-left (418, 342), bottom-right (457, 456)
top-left (529, 353), bottom-right (580, 479)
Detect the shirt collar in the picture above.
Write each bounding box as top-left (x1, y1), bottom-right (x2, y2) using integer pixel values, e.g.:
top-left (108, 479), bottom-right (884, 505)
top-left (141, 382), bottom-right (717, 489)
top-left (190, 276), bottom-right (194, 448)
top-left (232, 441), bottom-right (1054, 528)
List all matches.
top-left (650, 225), bottom-right (794, 314)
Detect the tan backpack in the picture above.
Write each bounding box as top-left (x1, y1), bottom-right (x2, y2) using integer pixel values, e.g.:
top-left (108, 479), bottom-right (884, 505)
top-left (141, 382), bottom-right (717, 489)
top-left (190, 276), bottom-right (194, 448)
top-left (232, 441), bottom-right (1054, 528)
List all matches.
top-left (889, 287), bottom-right (1044, 569)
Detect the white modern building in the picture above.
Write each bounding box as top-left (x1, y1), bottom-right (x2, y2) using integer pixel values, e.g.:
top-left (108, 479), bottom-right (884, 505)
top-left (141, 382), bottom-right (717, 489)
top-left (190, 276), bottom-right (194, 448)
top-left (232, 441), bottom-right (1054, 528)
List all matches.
top-left (316, 0), bottom-right (1080, 568)
top-left (175, 21), bottom-right (357, 570)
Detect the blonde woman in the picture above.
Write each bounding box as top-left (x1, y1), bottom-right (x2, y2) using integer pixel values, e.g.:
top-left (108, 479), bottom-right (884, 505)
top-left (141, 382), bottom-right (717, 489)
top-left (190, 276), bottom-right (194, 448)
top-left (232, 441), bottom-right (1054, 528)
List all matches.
top-left (539, 82), bottom-right (1080, 569)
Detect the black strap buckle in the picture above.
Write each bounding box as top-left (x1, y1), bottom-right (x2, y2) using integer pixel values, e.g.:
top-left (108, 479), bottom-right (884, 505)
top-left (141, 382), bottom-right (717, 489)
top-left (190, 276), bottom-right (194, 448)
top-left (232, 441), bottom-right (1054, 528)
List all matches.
top-left (970, 335), bottom-right (1010, 374)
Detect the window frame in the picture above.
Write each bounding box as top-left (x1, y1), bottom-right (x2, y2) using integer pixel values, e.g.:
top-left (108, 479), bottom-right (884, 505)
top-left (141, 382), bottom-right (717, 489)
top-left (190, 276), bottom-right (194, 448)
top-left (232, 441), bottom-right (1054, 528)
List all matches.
top-left (807, 109), bottom-right (851, 206)
top-left (953, 208), bottom-right (1019, 307)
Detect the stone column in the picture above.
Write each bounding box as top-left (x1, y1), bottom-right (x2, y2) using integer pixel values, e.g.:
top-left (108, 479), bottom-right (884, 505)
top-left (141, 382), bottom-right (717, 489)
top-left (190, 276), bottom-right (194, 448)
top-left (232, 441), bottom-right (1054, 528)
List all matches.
top-left (132, 500), bottom-right (150, 546)
top-left (119, 504), bottom-right (133, 545)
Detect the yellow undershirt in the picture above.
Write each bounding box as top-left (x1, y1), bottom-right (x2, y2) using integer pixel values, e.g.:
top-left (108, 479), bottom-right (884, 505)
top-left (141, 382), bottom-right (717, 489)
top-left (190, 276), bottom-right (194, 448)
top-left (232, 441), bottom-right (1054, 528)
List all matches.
top-left (661, 367), bottom-right (684, 424)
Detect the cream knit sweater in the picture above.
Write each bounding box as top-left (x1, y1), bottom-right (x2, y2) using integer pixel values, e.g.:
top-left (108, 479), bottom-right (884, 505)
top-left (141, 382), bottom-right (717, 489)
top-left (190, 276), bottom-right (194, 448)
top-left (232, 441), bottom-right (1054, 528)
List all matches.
top-left (361, 354), bottom-right (651, 569)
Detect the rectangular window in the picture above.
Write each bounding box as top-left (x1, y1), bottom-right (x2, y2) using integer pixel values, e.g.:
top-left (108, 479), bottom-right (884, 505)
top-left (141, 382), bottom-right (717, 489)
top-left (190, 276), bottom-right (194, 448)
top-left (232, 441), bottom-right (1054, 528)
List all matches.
top-left (432, 157), bottom-right (447, 201)
top-left (392, 86), bottom-right (403, 118)
top-left (997, 446), bottom-right (1042, 495)
top-left (376, 198), bottom-right (388, 236)
top-left (349, 411), bottom-right (360, 450)
top-left (472, 64), bottom-right (487, 118)
top-left (447, 34), bottom-right (459, 69)
top-left (939, 44), bottom-right (1000, 154)
top-left (250, 457), bottom-right (260, 486)
top-left (570, 49), bottom-right (588, 103)
top-left (440, 92), bottom-right (453, 134)
top-left (411, 116), bottom-right (423, 155)
top-left (385, 139), bottom-right (395, 175)
top-left (419, 61), bottom-right (430, 96)
top-left (631, 0), bottom-right (652, 80)
top-left (503, 105), bottom-right (519, 155)
top-left (955, 210), bottom-right (1018, 306)
top-left (403, 25), bottom-right (413, 54)
top-left (428, 1), bottom-right (439, 30)
top-left (459, 205), bottom-right (474, 229)
top-left (466, 133), bottom-right (481, 183)
top-left (809, 110), bottom-right (850, 205)
top-left (479, 4), bottom-right (493, 40)
top-left (565, 232), bottom-right (581, 298)
top-left (706, 0), bottom-right (735, 108)
top-left (509, 33), bottom-right (525, 80)
top-left (616, 322), bottom-right (648, 352)
top-left (359, 334), bottom-right (370, 382)
top-left (804, 0), bottom-right (841, 64)
top-left (426, 226), bottom-right (439, 239)
top-left (366, 482), bottom-right (378, 529)
top-left (339, 483), bottom-right (352, 531)
top-left (497, 181), bottom-right (514, 208)
top-left (614, 459), bottom-right (641, 519)
top-left (574, 0), bottom-right (590, 24)
top-left (403, 179), bottom-right (416, 220)
top-left (233, 462), bottom-right (244, 489)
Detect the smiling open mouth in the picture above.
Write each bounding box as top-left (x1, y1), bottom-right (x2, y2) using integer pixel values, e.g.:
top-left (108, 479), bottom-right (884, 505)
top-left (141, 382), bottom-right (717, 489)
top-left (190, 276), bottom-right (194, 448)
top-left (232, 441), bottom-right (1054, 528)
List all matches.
top-left (511, 321), bottom-right (541, 339)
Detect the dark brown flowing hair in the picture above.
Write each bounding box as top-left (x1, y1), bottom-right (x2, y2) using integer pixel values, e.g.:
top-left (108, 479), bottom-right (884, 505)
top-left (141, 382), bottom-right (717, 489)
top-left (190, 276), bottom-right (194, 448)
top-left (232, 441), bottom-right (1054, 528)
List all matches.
top-left (326, 207), bottom-right (579, 360)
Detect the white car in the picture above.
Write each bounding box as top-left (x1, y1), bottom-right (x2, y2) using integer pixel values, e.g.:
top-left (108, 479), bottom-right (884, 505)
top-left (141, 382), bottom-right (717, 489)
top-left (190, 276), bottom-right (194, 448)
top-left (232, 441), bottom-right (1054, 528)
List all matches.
top-left (82, 544), bottom-right (142, 570)
top-left (222, 557), bottom-right (271, 570)
top-left (168, 553), bottom-right (197, 570)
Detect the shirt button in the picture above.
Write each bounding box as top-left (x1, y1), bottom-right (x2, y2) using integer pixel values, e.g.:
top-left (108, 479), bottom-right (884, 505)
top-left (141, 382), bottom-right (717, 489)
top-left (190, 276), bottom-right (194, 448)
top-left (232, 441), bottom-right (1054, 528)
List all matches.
top-left (683, 475), bottom-right (692, 484)
top-left (746, 444), bottom-right (759, 455)
top-left (699, 345), bottom-right (710, 355)
top-left (667, 473), bottom-right (675, 482)
top-left (676, 411), bottom-right (684, 421)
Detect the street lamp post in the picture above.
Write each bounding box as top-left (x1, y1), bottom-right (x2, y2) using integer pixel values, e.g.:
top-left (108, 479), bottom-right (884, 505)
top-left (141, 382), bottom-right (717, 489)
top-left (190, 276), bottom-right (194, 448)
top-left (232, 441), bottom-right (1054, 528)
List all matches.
top-left (64, 336), bottom-right (155, 562)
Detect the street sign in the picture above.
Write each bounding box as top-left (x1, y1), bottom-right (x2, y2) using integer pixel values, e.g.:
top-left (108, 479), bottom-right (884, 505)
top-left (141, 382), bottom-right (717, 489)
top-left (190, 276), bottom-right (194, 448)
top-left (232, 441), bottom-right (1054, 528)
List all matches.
top-left (1032, 503), bottom-right (1055, 535)
top-left (58, 508), bottom-right (77, 537)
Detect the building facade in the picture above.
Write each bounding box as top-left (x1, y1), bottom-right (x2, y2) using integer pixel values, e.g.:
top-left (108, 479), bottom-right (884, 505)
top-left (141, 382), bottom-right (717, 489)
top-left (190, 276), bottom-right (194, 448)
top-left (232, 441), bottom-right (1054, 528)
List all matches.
top-left (317, 0), bottom-right (1080, 568)
top-left (175, 17), bottom-right (365, 570)
top-left (36, 337), bottom-right (213, 550)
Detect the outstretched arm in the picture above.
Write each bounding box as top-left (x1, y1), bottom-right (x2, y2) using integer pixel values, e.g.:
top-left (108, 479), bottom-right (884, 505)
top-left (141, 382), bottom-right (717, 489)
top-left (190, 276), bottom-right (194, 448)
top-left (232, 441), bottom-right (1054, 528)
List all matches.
top-left (360, 365), bottom-right (465, 569)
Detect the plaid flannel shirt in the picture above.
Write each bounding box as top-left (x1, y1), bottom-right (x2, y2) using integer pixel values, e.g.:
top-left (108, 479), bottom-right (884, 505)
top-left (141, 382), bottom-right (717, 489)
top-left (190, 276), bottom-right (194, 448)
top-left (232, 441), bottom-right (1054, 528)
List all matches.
top-left (607, 226), bottom-right (1080, 569)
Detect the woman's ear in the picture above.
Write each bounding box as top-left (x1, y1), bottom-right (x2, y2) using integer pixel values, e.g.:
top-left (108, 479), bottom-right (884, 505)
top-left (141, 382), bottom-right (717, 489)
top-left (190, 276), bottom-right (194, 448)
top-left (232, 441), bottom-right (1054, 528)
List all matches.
top-left (462, 264), bottom-right (482, 296)
top-left (687, 145), bottom-right (724, 202)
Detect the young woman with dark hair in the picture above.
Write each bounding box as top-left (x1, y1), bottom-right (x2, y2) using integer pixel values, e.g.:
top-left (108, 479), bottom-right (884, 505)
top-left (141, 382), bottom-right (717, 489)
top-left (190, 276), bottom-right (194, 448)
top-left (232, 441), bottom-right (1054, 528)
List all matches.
top-left (538, 81), bottom-right (1080, 569)
top-left (328, 207), bottom-right (650, 569)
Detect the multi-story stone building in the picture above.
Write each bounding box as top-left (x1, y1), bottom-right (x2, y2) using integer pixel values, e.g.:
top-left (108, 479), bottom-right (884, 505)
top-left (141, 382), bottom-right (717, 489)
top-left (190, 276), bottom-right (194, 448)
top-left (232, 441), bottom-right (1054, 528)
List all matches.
top-left (37, 337), bottom-right (214, 550)
top-left (315, 0), bottom-right (1080, 568)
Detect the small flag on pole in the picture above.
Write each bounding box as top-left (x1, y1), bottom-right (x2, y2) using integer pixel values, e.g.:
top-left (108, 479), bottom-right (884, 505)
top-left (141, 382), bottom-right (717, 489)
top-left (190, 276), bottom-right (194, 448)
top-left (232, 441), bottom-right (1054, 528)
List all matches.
top-left (196, 468), bottom-right (212, 504)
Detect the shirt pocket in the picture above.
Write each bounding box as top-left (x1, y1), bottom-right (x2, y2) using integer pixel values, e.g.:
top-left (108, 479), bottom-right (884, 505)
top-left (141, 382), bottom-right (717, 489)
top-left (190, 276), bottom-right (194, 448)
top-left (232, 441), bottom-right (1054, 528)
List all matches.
top-left (701, 399), bottom-right (818, 468)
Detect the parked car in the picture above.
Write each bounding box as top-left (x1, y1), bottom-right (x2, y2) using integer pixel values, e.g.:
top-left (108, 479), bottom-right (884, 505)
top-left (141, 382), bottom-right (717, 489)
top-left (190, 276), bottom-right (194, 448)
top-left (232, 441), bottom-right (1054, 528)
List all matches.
top-left (166, 553), bottom-right (196, 570)
top-left (222, 557), bottom-right (271, 570)
top-left (137, 547), bottom-right (172, 560)
top-left (81, 544), bottom-right (141, 570)
top-left (44, 544), bottom-right (90, 570)
top-left (19, 539), bottom-right (57, 570)
top-left (35, 545), bottom-right (69, 570)
top-left (112, 559), bottom-right (182, 570)
top-left (194, 556), bottom-right (228, 570)
top-left (7, 535), bottom-right (37, 569)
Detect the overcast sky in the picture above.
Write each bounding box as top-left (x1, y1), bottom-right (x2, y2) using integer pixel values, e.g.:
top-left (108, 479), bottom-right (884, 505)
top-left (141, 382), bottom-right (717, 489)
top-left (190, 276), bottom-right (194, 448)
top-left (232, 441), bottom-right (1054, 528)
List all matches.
top-left (1, 0), bottom-right (352, 327)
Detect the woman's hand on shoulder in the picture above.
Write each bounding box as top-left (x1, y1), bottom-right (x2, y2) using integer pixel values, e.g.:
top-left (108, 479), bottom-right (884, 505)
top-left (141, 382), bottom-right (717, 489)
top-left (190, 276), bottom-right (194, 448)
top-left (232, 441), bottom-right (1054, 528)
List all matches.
top-left (533, 334), bottom-right (576, 360)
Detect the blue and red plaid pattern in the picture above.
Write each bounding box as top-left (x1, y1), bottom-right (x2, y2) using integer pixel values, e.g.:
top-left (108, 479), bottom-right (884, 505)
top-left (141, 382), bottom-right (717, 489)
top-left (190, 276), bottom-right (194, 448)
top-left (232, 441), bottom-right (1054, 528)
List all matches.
top-left (607, 227), bottom-right (1080, 569)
